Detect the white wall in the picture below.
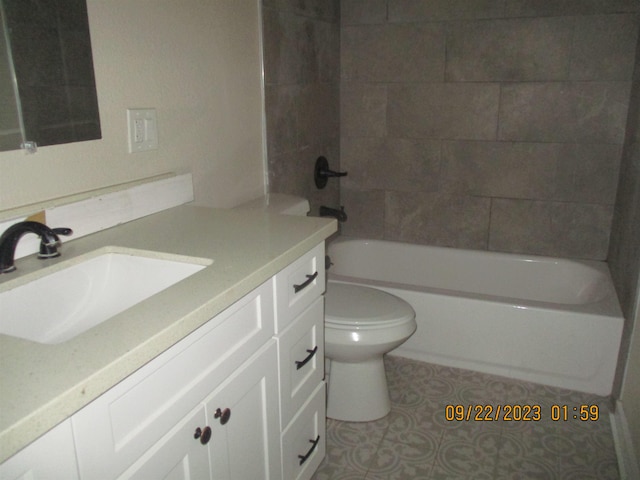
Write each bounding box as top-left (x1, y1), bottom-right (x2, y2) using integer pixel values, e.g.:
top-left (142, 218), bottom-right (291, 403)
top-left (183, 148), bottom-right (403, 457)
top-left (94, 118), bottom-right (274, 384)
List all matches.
top-left (0, 0), bottom-right (266, 213)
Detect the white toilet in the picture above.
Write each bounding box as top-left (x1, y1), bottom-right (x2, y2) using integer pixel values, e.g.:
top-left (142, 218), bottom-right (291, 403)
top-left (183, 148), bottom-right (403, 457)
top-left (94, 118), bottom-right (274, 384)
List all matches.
top-left (235, 194), bottom-right (417, 421)
top-left (324, 282), bottom-right (416, 421)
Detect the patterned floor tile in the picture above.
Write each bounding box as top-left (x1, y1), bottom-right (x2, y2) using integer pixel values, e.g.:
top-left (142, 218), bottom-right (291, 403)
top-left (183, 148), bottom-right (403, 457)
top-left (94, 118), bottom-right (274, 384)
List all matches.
top-left (434, 425), bottom-right (501, 478)
top-left (311, 465), bottom-right (367, 480)
top-left (323, 418), bottom-right (387, 474)
top-left (311, 355), bottom-right (620, 480)
top-left (365, 437), bottom-right (436, 479)
top-left (496, 428), bottom-right (560, 478)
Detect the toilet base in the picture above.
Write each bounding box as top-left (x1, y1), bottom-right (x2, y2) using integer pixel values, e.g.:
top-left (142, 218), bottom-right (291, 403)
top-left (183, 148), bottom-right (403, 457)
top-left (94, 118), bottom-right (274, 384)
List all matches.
top-left (326, 357), bottom-right (390, 422)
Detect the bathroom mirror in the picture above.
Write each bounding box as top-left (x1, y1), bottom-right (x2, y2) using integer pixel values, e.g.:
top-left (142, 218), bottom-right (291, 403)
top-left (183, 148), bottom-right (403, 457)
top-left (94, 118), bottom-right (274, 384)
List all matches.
top-left (0, 0), bottom-right (101, 152)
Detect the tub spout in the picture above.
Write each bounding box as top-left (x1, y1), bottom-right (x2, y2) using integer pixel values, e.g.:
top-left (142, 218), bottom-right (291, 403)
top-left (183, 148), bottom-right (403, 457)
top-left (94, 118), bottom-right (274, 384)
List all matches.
top-left (319, 206), bottom-right (347, 223)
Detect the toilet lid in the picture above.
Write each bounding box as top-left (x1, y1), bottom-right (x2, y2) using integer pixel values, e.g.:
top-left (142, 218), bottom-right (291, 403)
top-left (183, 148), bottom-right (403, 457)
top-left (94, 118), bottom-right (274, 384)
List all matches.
top-left (325, 283), bottom-right (415, 326)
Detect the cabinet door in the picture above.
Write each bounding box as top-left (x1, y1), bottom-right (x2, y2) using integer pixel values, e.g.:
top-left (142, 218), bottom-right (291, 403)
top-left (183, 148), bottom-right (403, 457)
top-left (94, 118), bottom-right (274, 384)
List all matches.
top-left (0, 420), bottom-right (79, 480)
top-left (72, 280), bottom-right (274, 479)
top-left (116, 405), bottom-right (210, 480)
top-left (206, 341), bottom-right (281, 480)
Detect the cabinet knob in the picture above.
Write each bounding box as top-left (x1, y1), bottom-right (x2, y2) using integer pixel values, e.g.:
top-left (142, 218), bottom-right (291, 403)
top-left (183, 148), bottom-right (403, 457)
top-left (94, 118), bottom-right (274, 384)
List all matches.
top-left (214, 407), bottom-right (231, 425)
top-left (194, 426), bottom-right (212, 445)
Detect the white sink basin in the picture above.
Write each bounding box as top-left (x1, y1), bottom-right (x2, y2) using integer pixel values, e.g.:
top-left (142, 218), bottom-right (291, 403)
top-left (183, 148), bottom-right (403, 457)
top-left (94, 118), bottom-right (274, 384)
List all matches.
top-left (0, 249), bottom-right (210, 344)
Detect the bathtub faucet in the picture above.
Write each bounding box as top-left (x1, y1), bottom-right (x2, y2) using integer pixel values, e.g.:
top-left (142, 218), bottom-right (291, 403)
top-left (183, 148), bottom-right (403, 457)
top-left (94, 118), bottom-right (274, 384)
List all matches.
top-left (319, 206), bottom-right (347, 223)
top-left (0, 221), bottom-right (73, 273)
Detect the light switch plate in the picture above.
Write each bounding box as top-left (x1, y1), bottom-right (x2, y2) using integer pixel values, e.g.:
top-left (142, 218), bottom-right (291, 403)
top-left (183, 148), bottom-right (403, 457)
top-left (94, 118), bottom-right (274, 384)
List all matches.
top-left (127, 108), bottom-right (158, 153)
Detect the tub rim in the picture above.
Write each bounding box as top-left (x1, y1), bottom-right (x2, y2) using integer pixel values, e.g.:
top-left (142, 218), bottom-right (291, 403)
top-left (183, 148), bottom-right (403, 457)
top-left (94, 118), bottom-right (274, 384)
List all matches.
top-left (327, 236), bottom-right (623, 319)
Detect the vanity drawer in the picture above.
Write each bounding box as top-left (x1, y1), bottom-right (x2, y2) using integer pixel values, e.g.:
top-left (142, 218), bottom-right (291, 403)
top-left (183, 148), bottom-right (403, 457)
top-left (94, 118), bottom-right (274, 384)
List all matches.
top-left (274, 242), bottom-right (325, 333)
top-left (281, 383), bottom-right (326, 480)
top-left (72, 280), bottom-right (274, 480)
top-left (276, 297), bottom-right (324, 427)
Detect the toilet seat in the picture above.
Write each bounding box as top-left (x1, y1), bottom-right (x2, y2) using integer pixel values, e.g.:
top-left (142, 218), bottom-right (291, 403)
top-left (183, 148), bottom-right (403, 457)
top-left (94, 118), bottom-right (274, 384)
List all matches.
top-left (325, 283), bottom-right (415, 328)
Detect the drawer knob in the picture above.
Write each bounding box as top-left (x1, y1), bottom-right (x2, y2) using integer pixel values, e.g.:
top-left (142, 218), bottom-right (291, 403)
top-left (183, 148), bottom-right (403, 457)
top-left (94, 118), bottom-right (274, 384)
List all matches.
top-left (295, 346), bottom-right (318, 370)
top-left (194, 426), bottom-right (212, 445)
top-left (214, 407), bottom-right (231, 425)
top-left (298, 435), bottom-right (321, 465)
top-left (293, 272), bottom-right (318, 293)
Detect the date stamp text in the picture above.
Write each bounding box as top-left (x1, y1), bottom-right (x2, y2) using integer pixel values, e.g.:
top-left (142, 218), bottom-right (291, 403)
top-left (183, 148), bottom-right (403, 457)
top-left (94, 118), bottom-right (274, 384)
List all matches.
top-left (444, 404), bottom-right (599, 422)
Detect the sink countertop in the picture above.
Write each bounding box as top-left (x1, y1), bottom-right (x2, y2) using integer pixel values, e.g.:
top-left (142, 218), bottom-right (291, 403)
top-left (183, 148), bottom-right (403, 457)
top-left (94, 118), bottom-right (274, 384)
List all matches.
top-left (0, 205), bottom-right (337, 462)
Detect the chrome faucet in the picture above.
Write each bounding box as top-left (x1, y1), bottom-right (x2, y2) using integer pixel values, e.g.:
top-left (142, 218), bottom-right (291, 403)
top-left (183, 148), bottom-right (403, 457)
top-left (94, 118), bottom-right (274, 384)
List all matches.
top-left (319, 206), bottom-right (347, 223)
top-left (0, 221), bottom-right (73, 273)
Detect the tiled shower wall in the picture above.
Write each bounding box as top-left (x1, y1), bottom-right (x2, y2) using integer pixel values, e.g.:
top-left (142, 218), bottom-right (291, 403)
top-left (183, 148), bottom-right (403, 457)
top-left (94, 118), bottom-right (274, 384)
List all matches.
top-left (609, 32), bottom-right (640, 396)
top-left (262, 0), bottom-right (341, 216)
top-left (610, 34), bottom-right (640, 322)
top-left (340, 0), bottom-right (639, 260)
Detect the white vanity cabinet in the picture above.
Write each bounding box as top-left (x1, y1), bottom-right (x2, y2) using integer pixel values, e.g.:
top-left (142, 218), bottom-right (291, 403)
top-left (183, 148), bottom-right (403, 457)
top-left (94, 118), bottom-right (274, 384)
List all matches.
top-left (0, 242), bottom-right (329, 480)
top-left (115, 404), bottom-right (210, 480)
top-left (273, 242), bottom-right (326, 480)
top-left (117, 341), bottom-right (279, 480)
top-left (71, 279), bottom-right (278, 480)
top-left (204, 341), bottom-right (280, 480)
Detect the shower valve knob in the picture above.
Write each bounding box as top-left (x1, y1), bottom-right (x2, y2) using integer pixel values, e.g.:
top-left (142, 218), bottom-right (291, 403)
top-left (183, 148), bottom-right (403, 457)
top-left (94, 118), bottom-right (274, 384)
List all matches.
top-left (314, 156), bottom-right (347, 189)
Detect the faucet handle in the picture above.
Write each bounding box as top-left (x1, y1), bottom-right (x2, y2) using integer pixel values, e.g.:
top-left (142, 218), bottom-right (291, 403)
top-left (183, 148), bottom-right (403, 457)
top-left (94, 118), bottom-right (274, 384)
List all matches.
top-left (38, 227), bottom-right (73, 259)
top-left (52, 227), bottom-right (73, 236)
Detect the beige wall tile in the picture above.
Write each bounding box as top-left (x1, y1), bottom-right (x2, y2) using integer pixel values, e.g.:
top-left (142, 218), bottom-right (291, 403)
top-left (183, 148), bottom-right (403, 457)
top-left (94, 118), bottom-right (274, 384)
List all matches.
top-left (389, 0), bottom-right (505, 22)
top-left (341, 137), bottom-right (441, 192)
top-left (504, 0), bottom-right (639, 17)
top-left (440, 141), bottom-right (557, 198)
top-left (499, 82), bottom-right (631, 144)
top-left (385, 191), bottom-right (491, 249)
top-left (570, 14), bottom-right (639, 81)
top-left (489, 199), bottom-right (613, 259)
top-left (341, 24), bottom-right (445, 82)
top-left (341, 0), bottom-right (387, 25)
top-left (340, 188), bottom-right (386, 239)
top-left (388, 83), bottom-right (500, 140)
top-left (446, 17), bottom-right (573, 81)
top-left (262, 0), bottom-right (341, 214)
top-left (341, 83), bottom-right (388, 138)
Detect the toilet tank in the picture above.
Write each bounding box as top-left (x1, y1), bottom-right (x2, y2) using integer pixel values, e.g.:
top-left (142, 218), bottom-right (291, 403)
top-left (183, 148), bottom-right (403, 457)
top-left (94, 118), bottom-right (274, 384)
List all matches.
top-left (234, 194), bottom-right (310, 216)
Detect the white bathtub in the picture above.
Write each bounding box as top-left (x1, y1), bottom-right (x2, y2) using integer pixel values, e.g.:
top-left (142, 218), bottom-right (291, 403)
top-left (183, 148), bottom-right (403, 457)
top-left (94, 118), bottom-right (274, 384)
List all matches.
top-left (327, 237), bottom-right (624, 396)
